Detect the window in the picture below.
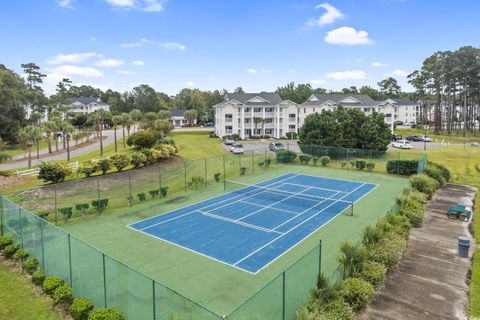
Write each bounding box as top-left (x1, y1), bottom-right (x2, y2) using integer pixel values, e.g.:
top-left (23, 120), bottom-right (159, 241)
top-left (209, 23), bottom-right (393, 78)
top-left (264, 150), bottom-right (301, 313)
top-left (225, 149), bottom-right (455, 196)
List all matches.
top-left (225, 114), bottom-right (233, 122)
top-left (265, 129), bottom-right (273, 135)
top-left (265, 108), bottom-right (274, 112)
top-left (364, 108), bottom-right (370, 112)
top-left (304, 108), bottom-right (306, 113)
top-left (254, 107), bottom-right (262, 112)
top-left (225, 126), bottom-right (233, 134)
top-left (288, 125), bottom-right (296, 132)
top-left (313, 108), bottom-right (315, 113)
top-left (245, 108), bottom-right (251, 112)
top-left (244, 118), bottom-right (251, 123)
top-left (265, 118), bottom-right (273, 123)
top-left (289, 114), bottom-right (296, 122)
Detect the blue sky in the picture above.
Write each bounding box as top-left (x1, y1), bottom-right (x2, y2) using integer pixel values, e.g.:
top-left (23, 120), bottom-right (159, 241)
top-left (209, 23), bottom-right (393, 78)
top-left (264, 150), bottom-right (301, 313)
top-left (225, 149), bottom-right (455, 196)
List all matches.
top-left (1, 0), bottom-right (480, 95)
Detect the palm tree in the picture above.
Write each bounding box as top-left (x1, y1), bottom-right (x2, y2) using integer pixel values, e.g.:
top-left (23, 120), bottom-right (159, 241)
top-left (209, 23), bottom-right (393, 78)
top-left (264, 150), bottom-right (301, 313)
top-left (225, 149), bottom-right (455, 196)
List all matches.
top-left (43, 120), bottom-right (56, 154)
top-left (0, 138), bottom-right (11, 164)
top-left (337, 240), bottom-right (367, 279)
top-left (18, 125), bottom-right (42, 169)
top-left (130, 109), bottom-right (143, 133)
top-left (63, 123), bottom-right (75, 162)
top-left (112, 115), bottom-right (123, 153)
top-left (183, 110), bottom-right (198, 126)
top-left (120, 113), bottom-right (131, 149)
top-left (154, 119), bottom-right (174, 139)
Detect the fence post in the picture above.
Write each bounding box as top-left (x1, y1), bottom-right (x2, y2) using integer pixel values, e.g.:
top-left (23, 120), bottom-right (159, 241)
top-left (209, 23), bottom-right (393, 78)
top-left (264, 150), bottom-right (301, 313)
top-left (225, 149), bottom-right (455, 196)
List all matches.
top-left (346, 149), bottom-right (349, 169)
top-left (152, 280), bottom-right (156, 320)
top-left (184, 160), bottom-right (187, 192)
top-left (238, 154), bottom-right (242, 176)
top-left (40, 219), bottom-right (45, 269)
top-left (223, 155), bottom-right (226, 191)
top-left (68, 234), bottom-right (73, 286)
top-left (264, 147), bottom-right (267, 169)
top-left (282, 271), bottom-right (286, 320)
top-left (251, 150), bottom-right (254, 174)
top-left (0, 196), bottom-right (3, 236)
top-left (397, 152), bottom-right (400, 175)
top-left (204, 158), bottom-right (207, 187)
top-left (158, 166), bottom-right (162, 189)
top-left (19, 208), bottom-right (23, 247)
top-left (102, 253), bottom-right (107, 308)
top-left (54, 184), bottom-right (58, 225)
top-left (128, 172), bottom-right (133, 206)
top-left (318, 239), bottom-right (322, 276)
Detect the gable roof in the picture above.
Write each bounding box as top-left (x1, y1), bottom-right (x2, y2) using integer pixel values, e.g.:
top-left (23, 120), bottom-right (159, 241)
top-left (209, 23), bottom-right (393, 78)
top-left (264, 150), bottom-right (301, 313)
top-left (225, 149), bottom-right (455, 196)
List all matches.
top-left (225, 93), bottom-right (282, 105)
top-left (67, 97), bottom-right (102, 105)
top-left (385, 98), bottom-right (417, 105)
top-left (301, 93), bottom-right (377, 107)
top-left (171, 109), bottom-right (189, 117)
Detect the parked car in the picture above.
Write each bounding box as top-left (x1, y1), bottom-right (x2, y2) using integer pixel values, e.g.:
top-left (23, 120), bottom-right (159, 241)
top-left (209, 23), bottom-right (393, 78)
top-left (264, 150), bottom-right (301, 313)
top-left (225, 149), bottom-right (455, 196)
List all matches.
top-left (232, 144), bottom-right (245, 154)
top-left (223, 137), bottom-right (234, 145)
top-left (406, 135), bottom-right (421, 142)
top-left (229, 142), bottom-right (242, 152)
top-left (269, 142), bottom-right (285, 152)
top-left (418, 136), bottom-right (431, 142)
top-left (391, 134), bottom-right (402, 141)
top-left (204, 121), bottom-right (214, 127)
top-left (392, 140), bottom-right (413, 149)
top-left (209, 133), bottom-right (218, 138)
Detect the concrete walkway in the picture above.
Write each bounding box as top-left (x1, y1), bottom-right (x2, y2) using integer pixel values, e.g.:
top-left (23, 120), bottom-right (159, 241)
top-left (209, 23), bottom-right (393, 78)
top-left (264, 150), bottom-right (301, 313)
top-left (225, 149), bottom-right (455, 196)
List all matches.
top-left (360, 184), bottom-right (476, 320)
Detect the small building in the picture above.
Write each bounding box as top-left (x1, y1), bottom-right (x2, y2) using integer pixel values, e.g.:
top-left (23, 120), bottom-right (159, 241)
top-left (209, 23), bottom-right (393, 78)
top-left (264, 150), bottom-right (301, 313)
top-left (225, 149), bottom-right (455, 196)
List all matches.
top-left (172, 109), bottom-right (197, 127)
top-left (64, 97), bottom-right (110, 114)
top-left (377, 98), bottom-right (419, 126)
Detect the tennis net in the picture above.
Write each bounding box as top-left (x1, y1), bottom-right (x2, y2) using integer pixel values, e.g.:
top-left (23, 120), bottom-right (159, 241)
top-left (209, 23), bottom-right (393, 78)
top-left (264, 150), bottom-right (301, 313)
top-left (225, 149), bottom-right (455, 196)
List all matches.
top-left (224, 179), bottom-right (354, 215)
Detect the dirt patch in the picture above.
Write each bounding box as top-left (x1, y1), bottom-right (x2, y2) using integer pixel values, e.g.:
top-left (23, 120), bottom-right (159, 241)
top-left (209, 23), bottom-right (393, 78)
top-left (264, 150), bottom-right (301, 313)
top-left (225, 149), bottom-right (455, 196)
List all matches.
top-left (0, 175), bottom-right (32, 192)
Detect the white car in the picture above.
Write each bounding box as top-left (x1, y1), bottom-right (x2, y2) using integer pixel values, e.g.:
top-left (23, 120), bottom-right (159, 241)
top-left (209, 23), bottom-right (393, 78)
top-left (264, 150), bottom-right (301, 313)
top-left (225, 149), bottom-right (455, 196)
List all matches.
top-left (229, 142), bottom-right (242, 152)
top-left (419, 136), bottom-right (431, 142)
top-left (224, 138), bottom-right (234, 145)
top-left (232, 144), bottom-right (245, 154)
top-left (392, 140), bottom-right (413, 149)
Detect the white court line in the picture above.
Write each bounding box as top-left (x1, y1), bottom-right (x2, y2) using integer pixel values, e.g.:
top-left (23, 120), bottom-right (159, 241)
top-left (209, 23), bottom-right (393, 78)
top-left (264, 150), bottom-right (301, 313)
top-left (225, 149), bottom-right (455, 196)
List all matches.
top-left (281, 182), bottom-right (346, 194)
top-left (238, 200), bottom-right (299, 215)
top-left (233, 183), bottom-right (366, 267)
top-left (198, 210), bottom-right (284, 235)
top-left (138, 174), bottom-right (299, 231)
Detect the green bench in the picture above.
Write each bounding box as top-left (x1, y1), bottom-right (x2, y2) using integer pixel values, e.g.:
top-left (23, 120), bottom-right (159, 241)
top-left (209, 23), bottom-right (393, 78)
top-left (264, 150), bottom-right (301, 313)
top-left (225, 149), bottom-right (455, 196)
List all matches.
top-left (447, 204), bottom-right (471, 221)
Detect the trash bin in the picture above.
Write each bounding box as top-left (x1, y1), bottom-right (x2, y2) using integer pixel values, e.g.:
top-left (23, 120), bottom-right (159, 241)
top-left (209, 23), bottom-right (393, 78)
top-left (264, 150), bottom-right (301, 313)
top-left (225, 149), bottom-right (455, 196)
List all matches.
top-left (458, 236), bottom-right (470, 258)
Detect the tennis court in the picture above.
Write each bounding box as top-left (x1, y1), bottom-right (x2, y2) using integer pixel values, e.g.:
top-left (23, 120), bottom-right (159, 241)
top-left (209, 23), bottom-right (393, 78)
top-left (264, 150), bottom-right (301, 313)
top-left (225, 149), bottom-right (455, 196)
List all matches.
top-left (129, 173), bottom-right (377, 274)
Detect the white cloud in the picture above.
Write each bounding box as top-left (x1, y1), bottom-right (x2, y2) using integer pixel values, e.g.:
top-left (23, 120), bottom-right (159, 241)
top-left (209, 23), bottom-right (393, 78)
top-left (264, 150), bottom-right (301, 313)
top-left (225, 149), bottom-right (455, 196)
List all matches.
top-left (185, 81), bottom-right (195, 87)
top-left (385, 69), bottom-right (410, 77)
top-left (246, 68), bottom-right (258, 74)
top-left (371, 61), bottom-right (389, 67)
top-left (105, 0), bottom-right (164, 12)
top-left (260, 68), bottom-right (273, 74)
top-left (47, 52), bottom-right (96, 65)
top-left (246, 68), bottom-right (272, 74)
top-left (288, 69), bottom-right (296, 74)
top-left (116, 70), bottom-right (136, 75)
top-left (163, 42), bottom-right (186, 50)
top-left (309, 79), bottom-right (328, 85)
top-left (306, 3), bottom-right (344, 26)
top-left (58, 0), bottom-right (74, 9)
top-left (325, 70), bottom-right (366, 80)
top-left (49, 65), bottom-right (104, 77)
top-left (325, 27), bottom-right (373, 45)
top-left (133, 60), bottom-right (145, 66)
top-left (121, 38), bottom-right (153, 48)
top-left (94, 58), bottom-right (125, 67)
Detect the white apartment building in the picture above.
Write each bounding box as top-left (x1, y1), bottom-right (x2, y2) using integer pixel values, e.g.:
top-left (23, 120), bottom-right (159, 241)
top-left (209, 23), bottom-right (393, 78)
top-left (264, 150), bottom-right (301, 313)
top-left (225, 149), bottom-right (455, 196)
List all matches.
top-left (64, 97), bottom-right (110, 114)
top-left (214, 92), bottom-right (419, 139)
top-left (214, 93), bottom-right (298, 139)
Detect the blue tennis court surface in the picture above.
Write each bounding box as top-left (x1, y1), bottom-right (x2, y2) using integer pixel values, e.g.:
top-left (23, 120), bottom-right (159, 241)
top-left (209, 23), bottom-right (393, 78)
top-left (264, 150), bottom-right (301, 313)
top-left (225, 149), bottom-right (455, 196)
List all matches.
top-left (128, 173), bottom-right (377, 274)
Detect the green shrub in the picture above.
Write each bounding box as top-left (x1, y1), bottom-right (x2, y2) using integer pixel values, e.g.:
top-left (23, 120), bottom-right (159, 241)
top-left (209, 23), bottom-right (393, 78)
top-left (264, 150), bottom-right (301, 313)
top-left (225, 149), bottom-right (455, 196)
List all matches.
top-left (339, 277), bottom-right (375, 312)
top-left (361, 225), bottom-right (384, 247)
top-left (69, 298), bottom-right (94, 320)
top-left (75, 203), bottom-right (89, 216)
top-left (53, 284), bottom-right (73, 305)
top-left (137, 193), bottom-right (146, 202)
top-left (127, 129), bottom-right (161, 150)
top-left (429, 161), bottom-right (451, 182)
top-left (286, 132), bottom-right (297, 139)
top-left (188, 176), bottom-right (205, 190)
top-left (32, 270), bottom-right (46, 286)
top-left (409, 174), bottom-right (438, 199)
top-left (385, 212), bottom-right (412, 237)
top-left (214, 172), bottom-right (221, 182)
top-left (299, 154), bottom-right (312, 165)
top-left (258, 161), bottom-right (264, 167)
top-left (59, 207), bottom-right (73, 223)
top-left (320, 156), bottom-right (331, 167)
top-left (13, 248), bottom-right (29, 261)
top-left (397, 194), bottom-right (425, 228)
top-left (35, 210), bottom-right (49, 220)
top-left (386, 159), bottom-right (419, 175)
top-left (91, 199), bottom-right (108, 214)
top-left (87, 308), bottom-right (125, 320)
top-left (354, 261), bottom-right (386, 289)
top-left (355, 160), bottom-right (366, 170)
top-left (366, 161), bottom-right (375, 172)
top-left (240, 167), bottom-right (247, 175)
top-left (424, 165), bottom-right (446, 186)
top-left (159, 187), bottom-right (168, 197)
top-left (368, 233), bottom-right (407, 271)
top-left (3, 243), bottom-right (20, 258)
top-left (149, 189), bottom-right (159, 199)
top-left (130, 152), bottom-right (147, 168)
top-left (126, 196), bottom-right (133, 206)
top-left (275, 149), bottom-right (297, 163)
top-left (0, 235), bottom-right (13, 250)
top-left (110, 153), bottom-right (131, 172)
top-left (22, 257), bottom-right (39, 274)
top-left (264, 159), bottom-right (271, 167)
top-left (97, 158), bottom-right (111, 175)
top-left (43, 276), bottom-right (65, 295)
top-left (37, 161), bottom-right (72, 183)
top-left (320, 299), bottom-right (355, 320)
top-left (341, 161), bottom-right (349, 168)
top-left (78, 160), bottom-right (98, 177)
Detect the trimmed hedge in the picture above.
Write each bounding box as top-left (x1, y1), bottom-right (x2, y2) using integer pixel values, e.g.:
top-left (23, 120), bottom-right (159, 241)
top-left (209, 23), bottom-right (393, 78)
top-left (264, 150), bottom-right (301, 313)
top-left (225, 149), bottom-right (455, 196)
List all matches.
top-left (69, 298), bottom-right (94, 320)
top-left (276, 149), bottom-right (297, 163)
top-left (22, 257), bottom-right (39, 274)
top-left (386, 160), bottom-right (419, 175)
top-left (354, 261), bottom-right (386, 289)
top-left (338, 277), bottom-right (375, 312)
top-left (53, 284), bottom-right (73, 305)
top-left (32, 270), bottom-right (46, 286)
top-left (410, 174), bottom-right (438, 199)
top-left (43, 276), bottom-right (65, 295)
top-left (88, 308), bottom-right (125, 320)
top-left (0, 235), bottom-right (14, 250)
top-left (424, 165), bottom-right (446, 186)
top-left (429, 161), bottom-right (451, 182)
top-left (367, 233), bottom-right (407, 271)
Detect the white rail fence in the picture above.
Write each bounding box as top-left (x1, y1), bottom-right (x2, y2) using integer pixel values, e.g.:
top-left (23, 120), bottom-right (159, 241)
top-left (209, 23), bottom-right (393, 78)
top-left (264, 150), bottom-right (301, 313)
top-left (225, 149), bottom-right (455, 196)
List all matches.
top-left (16, 161), bottom-right (79, 176)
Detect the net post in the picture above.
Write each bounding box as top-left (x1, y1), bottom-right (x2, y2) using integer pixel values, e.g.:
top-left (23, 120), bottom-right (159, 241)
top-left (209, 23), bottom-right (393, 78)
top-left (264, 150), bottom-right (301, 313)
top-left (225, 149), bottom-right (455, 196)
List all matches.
top-left (152, 280), bottom-right (156, 320)
top-left (223, 155), bottom-right (226, 181)
top-left (318, 239), bottom-right (322, 276)
top-left (282, 271), bottom-right (286, 320)
top-left (204, 157), bottom-right (207, 187)
top-left (0, 196), bottom-right (4, 236)
top-left (351, 201), bottom-right (354, 216)
top-left (102, 253), bottom-right (107, 308)
top-left (19, 207), bottom-right (23, 247)
top-left (68, 234), bottom-right (73, 286)
top-left (54, 184), bottom-right (58, 225)
top-left (184, 160), bottom-right (187, 192)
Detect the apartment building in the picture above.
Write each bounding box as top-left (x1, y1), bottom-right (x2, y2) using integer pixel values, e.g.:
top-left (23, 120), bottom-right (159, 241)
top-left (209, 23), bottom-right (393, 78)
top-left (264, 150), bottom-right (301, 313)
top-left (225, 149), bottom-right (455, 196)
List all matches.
top-left (377, 98), bottom-right (419, 126)
top-left (213, 93), bottom-right (298, 139)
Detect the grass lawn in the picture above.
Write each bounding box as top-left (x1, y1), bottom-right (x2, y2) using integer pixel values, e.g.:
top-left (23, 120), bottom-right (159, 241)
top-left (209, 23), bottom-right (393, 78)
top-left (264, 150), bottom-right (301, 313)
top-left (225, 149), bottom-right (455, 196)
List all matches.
top-left (0, 259), bottom-right (63, 320)
top-left (171, 131), bottom-right (226, 159)
top-left (4, 140), bottom-right (49, 158)
top-left (470, 191), bottom-right (480, 317)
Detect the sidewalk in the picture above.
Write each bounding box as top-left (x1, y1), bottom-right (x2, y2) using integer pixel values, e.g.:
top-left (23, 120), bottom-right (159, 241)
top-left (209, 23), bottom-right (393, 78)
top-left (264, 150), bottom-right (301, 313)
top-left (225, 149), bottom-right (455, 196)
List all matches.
top-left (359, 184), bottom-right (477, 320)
